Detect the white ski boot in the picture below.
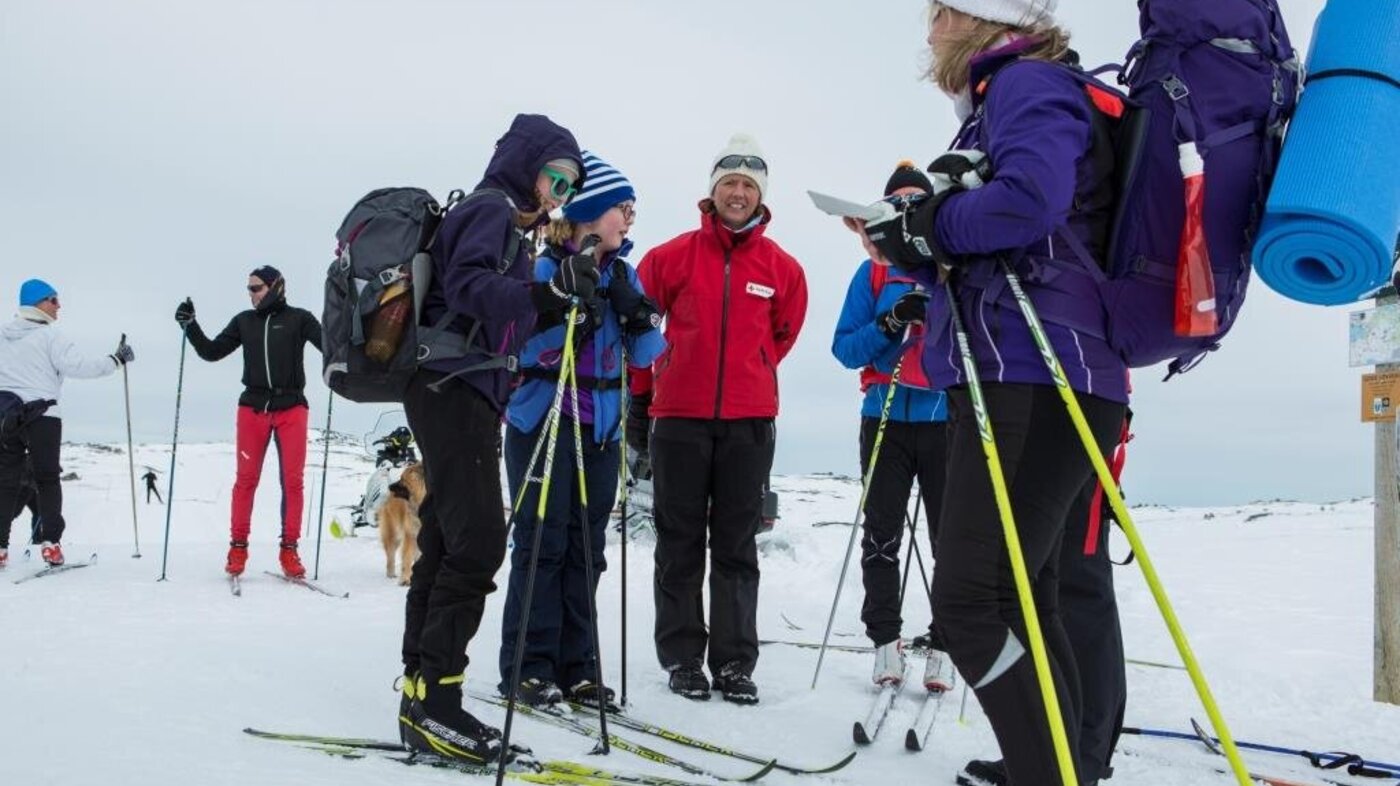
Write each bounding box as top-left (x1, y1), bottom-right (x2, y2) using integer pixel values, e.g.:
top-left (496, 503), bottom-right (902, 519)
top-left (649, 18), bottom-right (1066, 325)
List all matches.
top-left (872, 639), bottom-right (906, 686)
top-left (922, 647), bottom-right (955, 693)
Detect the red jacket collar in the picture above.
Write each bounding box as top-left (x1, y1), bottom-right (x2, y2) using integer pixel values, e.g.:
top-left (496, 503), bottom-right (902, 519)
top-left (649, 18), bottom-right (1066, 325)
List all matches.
top-left (697, 200), bottom-right (773, 251)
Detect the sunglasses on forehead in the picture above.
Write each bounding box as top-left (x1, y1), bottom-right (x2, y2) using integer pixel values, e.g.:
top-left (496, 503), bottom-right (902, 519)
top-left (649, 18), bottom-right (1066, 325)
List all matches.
top-left (542, 165), bottom-right (579, 202)
top-left (713, 154), bottom-right (767, 174)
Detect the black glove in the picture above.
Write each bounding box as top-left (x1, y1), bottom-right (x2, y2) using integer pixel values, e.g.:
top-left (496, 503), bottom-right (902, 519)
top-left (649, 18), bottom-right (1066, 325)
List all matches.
top-left (867, 189), bottom-right (960, 274)
top-left (626, 392), bottom-right (651, 457)
top-left (110, 340), bottom-right (136, 366)
top-left (606, 262), bottom-right (661, 334)
top-left (878, 289), bottom-right (931, 336)
top-left (174, 298), bottom-right (195, 328)
top-left (531, 253), bottom-right (600, 314)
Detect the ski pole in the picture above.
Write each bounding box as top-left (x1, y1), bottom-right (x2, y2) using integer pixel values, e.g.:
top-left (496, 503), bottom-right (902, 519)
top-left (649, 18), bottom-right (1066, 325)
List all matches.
top-left (812, 358), bottom-right (904, 690)
top-left (158, 327), bottom-right (188, 581)
top-left (120, 333), bottom-right (141, 559)
top-left (566, 329), bottom-right (610, 754)
top-left (497, 300), bottom-right (584, 786)
top-left (944, 280), bottom-right (1077, 786)
top-left (897, 492), bottom-right (925, 606)
top-left (618, 347), bottom-right (630, 709)
top-left (996, 259), bottom-right (1250, 786)
top-left (313, 388), bottom-right (333, 580)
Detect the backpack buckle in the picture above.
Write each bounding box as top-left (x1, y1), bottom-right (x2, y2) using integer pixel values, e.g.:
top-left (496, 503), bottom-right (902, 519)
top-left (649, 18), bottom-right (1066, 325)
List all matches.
top-left (416, 344), bottom-right (431, 362)
top-left (378, 266), bottom-right (406, 287)
top-left (1161, 75), bottom-right (1190, 102)
top-left (505, 355), bottom-right (519, 373)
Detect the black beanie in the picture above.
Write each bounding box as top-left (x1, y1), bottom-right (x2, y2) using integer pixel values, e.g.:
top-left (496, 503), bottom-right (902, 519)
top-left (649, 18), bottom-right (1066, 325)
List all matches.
top-left (250, 265), bottom-right (283, 286)
top-left (884, 159), bottom-right (934, 197)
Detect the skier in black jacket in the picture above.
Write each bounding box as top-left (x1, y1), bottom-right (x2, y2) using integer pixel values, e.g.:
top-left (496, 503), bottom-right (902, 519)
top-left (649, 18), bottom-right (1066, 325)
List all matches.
top-left (174, 266), bottom-right (322, 578)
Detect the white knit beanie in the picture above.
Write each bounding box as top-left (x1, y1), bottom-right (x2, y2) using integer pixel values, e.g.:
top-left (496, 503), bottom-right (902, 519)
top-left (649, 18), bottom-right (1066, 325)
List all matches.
top-left (938, 0), bottom-right (1057, 27)
top-left (709, 133), bottom-right (768, 201)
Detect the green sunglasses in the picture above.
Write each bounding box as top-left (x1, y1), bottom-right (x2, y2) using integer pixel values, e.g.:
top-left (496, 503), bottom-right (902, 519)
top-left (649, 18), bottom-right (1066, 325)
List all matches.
top-left (542, 166), bottom-right (579, 202)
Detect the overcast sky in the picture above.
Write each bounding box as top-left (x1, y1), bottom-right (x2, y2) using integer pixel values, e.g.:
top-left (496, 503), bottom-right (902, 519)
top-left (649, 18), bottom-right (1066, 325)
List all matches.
top-left (2, 0), bottom-right (1370, 507)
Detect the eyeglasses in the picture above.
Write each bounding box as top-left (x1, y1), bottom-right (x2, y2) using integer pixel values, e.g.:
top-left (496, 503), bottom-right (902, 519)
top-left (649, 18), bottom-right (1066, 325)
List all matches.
top-left (247, 284), bottom-right (267, 294)
top-left (542, 166), bottom-right (579, 202)
top-left (713, 155), bottom-right (767, 174)
top-left (613, 202), bottom-right (636, 221)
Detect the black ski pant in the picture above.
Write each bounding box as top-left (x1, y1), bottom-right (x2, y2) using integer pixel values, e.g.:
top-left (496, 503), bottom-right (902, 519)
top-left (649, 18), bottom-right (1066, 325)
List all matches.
top-left (401, 372), bottom-right (509, 687)
top-left (652, 417), bottom-right (774, 677)
top-left (499, 419), bottom-right (619, 693)
top-left (1061, 477), bottom-right (1127, 783)
top-left (146, 480), bottom-right (163, 504)
top-left (858, 417), bottom-right (948, 647)
top-left (931, 383), bottom-right (1124, 786)
top-left (0, 416), bottom-right (65, 548)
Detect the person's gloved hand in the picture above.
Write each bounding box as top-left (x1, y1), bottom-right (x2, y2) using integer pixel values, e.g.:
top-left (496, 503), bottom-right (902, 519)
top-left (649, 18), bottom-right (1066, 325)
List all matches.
top-left (878, 289), bottom-right (931, 336)
top-left (626, 392), bottom-right (651, 458)
top-left (174, 298), bottom-right (196, 328)
top-left (606, 262), bottom-right (661, 334)
top-left (927, 150), bottom-right (990, 193)
top-left (866, 195), bottom-right (950, 273)
top-left (531, 253), bottom-right (601, 314)
top-left (110, 340), bottom-right (136, 366)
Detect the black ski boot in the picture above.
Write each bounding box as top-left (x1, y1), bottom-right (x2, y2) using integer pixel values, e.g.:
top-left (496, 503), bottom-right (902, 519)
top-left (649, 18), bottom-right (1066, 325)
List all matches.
top-left (956, 759), bottom-right (1008, 786)
top-left (566, 679), bottom-right (619, 713)
top-left (401, 675), bottom-right (504, 763)
top-left (667, 663), bottom-right (711, 700)
top-left (506, 677), bottom-right (564, 708)
top-left (711, 662), bottom-right (759, 705)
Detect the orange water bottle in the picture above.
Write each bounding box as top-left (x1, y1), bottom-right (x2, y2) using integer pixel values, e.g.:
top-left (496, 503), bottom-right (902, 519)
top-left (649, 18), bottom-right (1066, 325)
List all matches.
top-left (365, 278), bottom-right (411, 364)
top-left (1174, 141), bottom-right (1218, 337)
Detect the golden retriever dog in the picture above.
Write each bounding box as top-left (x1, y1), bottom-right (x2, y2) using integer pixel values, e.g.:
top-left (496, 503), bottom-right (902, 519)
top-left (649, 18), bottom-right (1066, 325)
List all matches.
top-left (378, 463), bottom-right (425, 586)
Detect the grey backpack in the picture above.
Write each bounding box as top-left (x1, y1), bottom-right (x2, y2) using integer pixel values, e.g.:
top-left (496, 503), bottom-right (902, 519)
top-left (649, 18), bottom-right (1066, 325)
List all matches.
top-left (322, 187), bottom-right (522, 403)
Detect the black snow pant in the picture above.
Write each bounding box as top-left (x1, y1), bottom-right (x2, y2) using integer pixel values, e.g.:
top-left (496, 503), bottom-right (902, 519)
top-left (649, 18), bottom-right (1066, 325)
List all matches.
top-left (931, 383), bottom-right (1124, 786)
top-left (0, 416), bottom-right (65, 548)
top-left (401, 372), bottom-right (509, 688)
top-left (1061, 477), bottom-right (1127, 783)
top-left (145, 478), bottom-right (163, 504)
top-left (858, 416), bottom-right (948, 647)
top-left (652, 417), bottom-right (774, 677)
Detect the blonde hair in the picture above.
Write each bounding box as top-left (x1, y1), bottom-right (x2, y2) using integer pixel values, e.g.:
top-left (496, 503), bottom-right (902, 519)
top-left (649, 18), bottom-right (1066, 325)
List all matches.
top-left (925, 3), bottom-right (1071, 95)
top-left (544, 217), bottom-right (579, 249)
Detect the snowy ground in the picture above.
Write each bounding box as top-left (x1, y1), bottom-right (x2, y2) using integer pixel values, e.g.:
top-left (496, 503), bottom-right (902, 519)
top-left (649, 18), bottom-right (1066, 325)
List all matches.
top-left (3, 439), bottom-right (1398, 786)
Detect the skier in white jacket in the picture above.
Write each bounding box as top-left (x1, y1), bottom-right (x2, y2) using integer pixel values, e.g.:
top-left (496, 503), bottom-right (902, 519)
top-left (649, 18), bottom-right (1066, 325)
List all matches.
top-left (0, 279), bottom-right (135, 568)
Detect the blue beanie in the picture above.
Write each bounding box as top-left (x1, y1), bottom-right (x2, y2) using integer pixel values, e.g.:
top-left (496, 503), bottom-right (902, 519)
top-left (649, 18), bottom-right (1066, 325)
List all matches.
top-left (562, 151), bottom-right (636, 224)
top-left (19, 279), bottom-right (57, 307)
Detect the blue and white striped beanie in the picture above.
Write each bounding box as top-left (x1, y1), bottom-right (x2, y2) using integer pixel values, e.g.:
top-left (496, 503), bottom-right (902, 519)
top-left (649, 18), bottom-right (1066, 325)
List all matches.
top-left (562, 151), bottom-right (636, 224)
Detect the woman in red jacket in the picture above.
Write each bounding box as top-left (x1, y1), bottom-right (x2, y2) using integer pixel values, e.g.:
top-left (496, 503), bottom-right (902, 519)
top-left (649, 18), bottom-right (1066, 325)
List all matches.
top-left (629, 133), bottom-right (808, 705)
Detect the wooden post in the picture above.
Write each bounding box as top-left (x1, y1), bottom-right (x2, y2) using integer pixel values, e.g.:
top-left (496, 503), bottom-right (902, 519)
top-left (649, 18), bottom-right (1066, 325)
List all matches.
top-left (1377, 293), bottom-right (1400, 706)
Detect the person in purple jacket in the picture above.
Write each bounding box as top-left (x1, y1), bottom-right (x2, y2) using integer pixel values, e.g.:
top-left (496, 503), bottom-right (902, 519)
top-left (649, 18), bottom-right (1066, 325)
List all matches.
top-left (857, 2), bottom-right (1130, 784)
top-left (396, 113), bottom-right (590, 764)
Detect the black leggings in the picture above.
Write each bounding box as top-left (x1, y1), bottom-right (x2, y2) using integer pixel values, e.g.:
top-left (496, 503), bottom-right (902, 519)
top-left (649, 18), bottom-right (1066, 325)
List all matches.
top-left (931, 383), bottom-right (1124, 785)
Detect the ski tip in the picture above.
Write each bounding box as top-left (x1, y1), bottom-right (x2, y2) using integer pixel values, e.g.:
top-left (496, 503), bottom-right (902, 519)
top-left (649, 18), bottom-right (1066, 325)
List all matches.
top-left (737, 758), bottom-right (780, 782)
top-left (905, 729), bottom-right (922, 752)
top-left (853, 722), bottom-right (871, 745)
top-left (786, 749), bottom-right (858, 775)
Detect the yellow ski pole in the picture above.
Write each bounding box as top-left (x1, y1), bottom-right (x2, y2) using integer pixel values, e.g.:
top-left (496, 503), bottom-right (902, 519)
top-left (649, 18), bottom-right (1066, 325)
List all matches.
top-left (944, 281), bottom-right (1078, 786)
top-left (996, 259), bottom-right (1250, 786)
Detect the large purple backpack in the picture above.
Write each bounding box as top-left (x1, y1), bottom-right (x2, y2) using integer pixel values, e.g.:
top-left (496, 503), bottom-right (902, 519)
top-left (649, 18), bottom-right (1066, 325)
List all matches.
top-left (1063, 0), bottom-right (1300, 376)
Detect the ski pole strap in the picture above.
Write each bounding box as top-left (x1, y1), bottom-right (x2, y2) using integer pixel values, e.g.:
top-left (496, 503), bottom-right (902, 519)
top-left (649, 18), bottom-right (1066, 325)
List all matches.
top-left (1084, 417), bottom-right (1132, 556)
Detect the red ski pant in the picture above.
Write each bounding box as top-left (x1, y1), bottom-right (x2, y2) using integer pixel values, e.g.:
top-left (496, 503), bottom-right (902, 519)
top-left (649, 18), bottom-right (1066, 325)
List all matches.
top-left (231, 405), bottom-right (308, 544)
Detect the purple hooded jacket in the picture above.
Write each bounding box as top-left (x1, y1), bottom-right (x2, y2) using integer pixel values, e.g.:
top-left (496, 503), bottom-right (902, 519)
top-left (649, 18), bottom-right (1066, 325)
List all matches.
top-left (918, 44), bottom-right (1129, 405)
top-left (420, 114), bottom-right (583, 410)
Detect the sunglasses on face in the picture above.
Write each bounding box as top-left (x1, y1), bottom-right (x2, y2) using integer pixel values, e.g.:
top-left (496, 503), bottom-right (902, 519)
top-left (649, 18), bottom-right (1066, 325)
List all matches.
top-left (248, 284), bottom-right (267, 294)
top-left (884, 193), bottom-right (930, 208)
top-left (713, 155), bottom-right (767, 174)
top-left (42, 296), bottom-right (59, 306)
top-left (541, 166), bottom-right (579, 202)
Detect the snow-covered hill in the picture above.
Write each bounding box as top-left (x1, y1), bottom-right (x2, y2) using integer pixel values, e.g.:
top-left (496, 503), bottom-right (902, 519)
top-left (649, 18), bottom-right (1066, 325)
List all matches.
top-left (2, 441), bottom-right (1397, 785)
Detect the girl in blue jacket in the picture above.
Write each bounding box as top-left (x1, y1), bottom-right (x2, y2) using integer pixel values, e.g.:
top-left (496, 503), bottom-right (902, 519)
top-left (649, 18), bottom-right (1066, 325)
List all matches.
top-left (831, 162), bottom-right (953, 695)
top-left (499, 152), bottom-right (664, 709)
